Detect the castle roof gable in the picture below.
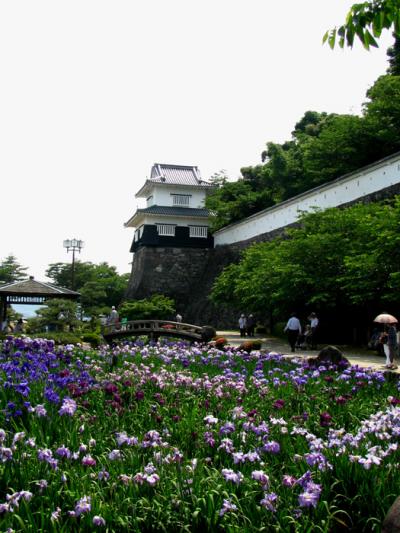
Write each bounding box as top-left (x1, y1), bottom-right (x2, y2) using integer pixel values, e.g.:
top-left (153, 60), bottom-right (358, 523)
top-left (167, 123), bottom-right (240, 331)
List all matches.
top-left (136, 163), bottom-right (214, 197)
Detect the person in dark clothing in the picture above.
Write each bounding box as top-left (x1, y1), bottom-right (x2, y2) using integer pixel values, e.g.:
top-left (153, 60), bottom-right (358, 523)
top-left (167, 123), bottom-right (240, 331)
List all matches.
top-left (14, 318), bottom-right (24, 333)
top-left (387, 324), bottom-right (398, 369)
top-left (308, 312), bottom-right (319, 349)
top-left (246, 314), bottom-right (256, 337)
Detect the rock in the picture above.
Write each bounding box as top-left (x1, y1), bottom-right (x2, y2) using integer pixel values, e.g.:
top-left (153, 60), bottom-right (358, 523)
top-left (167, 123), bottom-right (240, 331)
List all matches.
top-left (382, 496), bottom-right (400, 533)
top-left (308, 345), bottom-right (350, 368)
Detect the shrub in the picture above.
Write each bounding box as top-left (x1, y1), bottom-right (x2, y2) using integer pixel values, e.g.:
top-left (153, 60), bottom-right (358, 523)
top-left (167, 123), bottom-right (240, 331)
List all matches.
top-left (119, 294), bottom-right (176, 321)
top-left (239, 340), bottom-right (262, 352)
top-left (201, 325), bottom-right (217, 342)
top-left (272, 321), bottom-right (287, 338)
top-left (214, 336), bottom-right (228, 347)
top-left (81, 332), bottom-right (103, 347)
top-left (29, 331), bottom-right (82, 345)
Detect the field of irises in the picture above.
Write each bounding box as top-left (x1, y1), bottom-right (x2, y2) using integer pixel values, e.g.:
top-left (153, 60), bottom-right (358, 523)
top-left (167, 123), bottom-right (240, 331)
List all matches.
top-left (0, 336), bottom-right (400, 532)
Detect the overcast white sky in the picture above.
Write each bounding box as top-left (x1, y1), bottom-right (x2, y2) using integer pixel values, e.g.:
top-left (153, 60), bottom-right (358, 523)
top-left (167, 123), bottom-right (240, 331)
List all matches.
top-left (0, 0), bottom-right (394, 280)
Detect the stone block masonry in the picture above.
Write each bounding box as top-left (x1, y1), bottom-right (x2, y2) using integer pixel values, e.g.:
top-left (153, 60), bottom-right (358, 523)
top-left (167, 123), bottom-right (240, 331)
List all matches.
top-left (125, 245), bottom-right (242, 327)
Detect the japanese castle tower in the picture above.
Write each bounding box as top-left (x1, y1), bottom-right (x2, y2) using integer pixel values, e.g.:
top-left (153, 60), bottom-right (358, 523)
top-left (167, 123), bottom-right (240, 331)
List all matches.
top-left (125, 163), bottom-right (215, 252)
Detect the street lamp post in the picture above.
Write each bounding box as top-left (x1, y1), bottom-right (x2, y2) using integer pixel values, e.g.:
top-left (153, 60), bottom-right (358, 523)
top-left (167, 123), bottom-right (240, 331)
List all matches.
top-left (63, 239), bottom-right (84, 290)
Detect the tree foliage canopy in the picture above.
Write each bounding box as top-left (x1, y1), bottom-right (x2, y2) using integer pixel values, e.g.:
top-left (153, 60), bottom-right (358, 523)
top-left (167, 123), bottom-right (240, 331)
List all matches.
top-left (324, 0), bottom-right (400, 50)
top-left (119, 294), bottom-right (175, 321)
top-left (0, 255), bottom-right (29, 284)
top-left (32, 298), bottom-right (79, 331)
top-left (205, 72), bottom-right (400, 231)
top-left (45, 261), bottom-right (129, 317)
top-left (211, 199), bottom-right (400, 322)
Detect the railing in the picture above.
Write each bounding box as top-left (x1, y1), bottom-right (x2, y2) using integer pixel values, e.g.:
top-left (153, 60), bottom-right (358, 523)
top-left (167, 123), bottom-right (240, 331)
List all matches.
top-left (156, 224), bottom-right (176, 236)
top-left (172, 194), bottom-right (191, 206)
top-left (189, 225), bottom-right (208, 238)
top-left (102, 320), bottom-right (204, 341)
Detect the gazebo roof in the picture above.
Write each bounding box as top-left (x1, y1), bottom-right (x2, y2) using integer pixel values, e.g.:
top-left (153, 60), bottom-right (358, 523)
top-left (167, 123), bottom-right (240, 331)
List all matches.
top-left (0, 276), bottom-right (80, 304)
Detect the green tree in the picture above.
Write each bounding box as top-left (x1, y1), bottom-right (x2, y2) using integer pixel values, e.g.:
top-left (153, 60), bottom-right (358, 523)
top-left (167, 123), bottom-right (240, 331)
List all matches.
top-left (119, 294), bottom-right (175, 321)
top-left (387, 32), bottom-right (400, 74)
top-left (300, 114), bottom-right (379, 186)
top-left (45, 261), bottom-right (129, 317)
top-left (0, 255), bottom-right (28, 284)
top-left (363, 74), bottom-right (400, 154)
top-left (46, 261), bottom-right (95, 289)
top-left (206, 83), bottom-right (400, 231)
top-left (33, 299), bottom-right (79, 332)
top-left (211, 200), bottom-right (400, 324)
top-left (209, 169), bottom-right (229, 187)
top-left (205, 179), bottom-right (262, 232)
top-left (324, 0), bottom-right (400, 50)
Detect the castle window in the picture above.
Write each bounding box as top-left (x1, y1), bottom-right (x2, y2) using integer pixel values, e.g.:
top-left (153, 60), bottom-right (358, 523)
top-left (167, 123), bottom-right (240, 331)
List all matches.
top-left (189, 225), bottom-right (208, 238)
top-left (171, 194), bottom-right (191, 206)
top-left (156, 224), bottom-right (176, 236)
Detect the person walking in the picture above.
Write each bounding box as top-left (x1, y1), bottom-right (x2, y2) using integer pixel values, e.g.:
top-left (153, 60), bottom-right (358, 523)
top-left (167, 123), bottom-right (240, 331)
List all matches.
top-left (308, 312), bottom-right (319, 349)
top-left (14, 318), bottom-right (24, 333)
top-left (247, 314), bottom-right (256, 337)
top-left (387, 323), bottom-right (398, 369)
top-left (238, 314), bottom-right (247, 337)
top-left (284, 312), bottom-right (302, 353)
top-left (175, 313), bottom-right (182, 323)
top-left (108, 306), bottom-right (119, 331)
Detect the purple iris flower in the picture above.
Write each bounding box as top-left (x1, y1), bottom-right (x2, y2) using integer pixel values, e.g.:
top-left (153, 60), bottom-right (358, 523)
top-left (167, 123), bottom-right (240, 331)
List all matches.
top-left (44, 387), bottom-right (60, 404)
top-left (320, 412), bottom-right (332, 427)
top-left (219, 422), bottom-right (235, 435)
top-left (58, 398), bottom-right (77, 416)
top-left (219, 499), bottom-right (237, 516)
top-left (15, 382), bottom-right (30, 397)
top-left (260, 492), bottom-right (278, 512)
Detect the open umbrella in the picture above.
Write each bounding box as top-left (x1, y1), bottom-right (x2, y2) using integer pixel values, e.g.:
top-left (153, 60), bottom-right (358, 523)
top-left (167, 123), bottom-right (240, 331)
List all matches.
top-left (374, 313), bottom-right (398, 324)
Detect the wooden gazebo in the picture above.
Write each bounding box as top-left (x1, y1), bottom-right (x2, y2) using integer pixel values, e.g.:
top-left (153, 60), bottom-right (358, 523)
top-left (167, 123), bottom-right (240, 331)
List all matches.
top-left (0, 276), bottom-right (80, 329)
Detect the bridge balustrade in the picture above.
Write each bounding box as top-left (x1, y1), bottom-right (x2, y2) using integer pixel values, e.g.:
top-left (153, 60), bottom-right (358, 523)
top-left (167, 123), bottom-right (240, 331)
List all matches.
top-left (102, 319), bottom-right (204, 342)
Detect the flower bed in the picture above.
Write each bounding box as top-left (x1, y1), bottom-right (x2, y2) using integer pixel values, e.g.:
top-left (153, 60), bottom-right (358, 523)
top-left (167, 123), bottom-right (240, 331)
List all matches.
top-left (0, 336), bottom-right (399, 531)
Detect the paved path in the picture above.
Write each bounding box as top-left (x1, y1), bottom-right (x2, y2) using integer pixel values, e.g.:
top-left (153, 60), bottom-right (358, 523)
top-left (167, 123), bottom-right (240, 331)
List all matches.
top-left (216, 330), bottom-right (398, 372)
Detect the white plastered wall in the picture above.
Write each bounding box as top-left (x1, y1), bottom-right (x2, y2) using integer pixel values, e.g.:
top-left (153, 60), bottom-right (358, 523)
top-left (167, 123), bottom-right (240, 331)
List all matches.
top-left (214, 153), bottom-right (400, 246)
top-left (147, 186), bottom-right (207, 208)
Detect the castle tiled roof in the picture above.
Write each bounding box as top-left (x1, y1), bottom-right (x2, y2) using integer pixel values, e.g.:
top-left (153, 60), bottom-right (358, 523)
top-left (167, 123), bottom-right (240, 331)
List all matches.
top-left (124, 205), bottom-right (210, 227)
top-left (136, 205), bottom-right (209, 217)
top-left (150, 164), bottom-right (212, 186)
top-left (136, 164), bottom-right (214, 197)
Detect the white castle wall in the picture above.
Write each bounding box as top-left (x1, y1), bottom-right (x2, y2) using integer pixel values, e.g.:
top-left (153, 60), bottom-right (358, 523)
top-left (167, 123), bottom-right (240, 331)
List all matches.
top-left (148, 186), bottom-right (207, 208)
top-left (139, 215), bottom-right (210, 227)
top-left (214, 152), bottom-right (400, 246)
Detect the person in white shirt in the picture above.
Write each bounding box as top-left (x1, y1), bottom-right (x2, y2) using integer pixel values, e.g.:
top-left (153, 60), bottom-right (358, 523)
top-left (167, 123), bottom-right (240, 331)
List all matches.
top-left (284, 313), bottom-right (302, 353)
top-left (108, 306), bottom-right (119, 331)
top-left (238, 314), bottom-right (247, 337)
top-left (308, 312), bottom-right (319, 349)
